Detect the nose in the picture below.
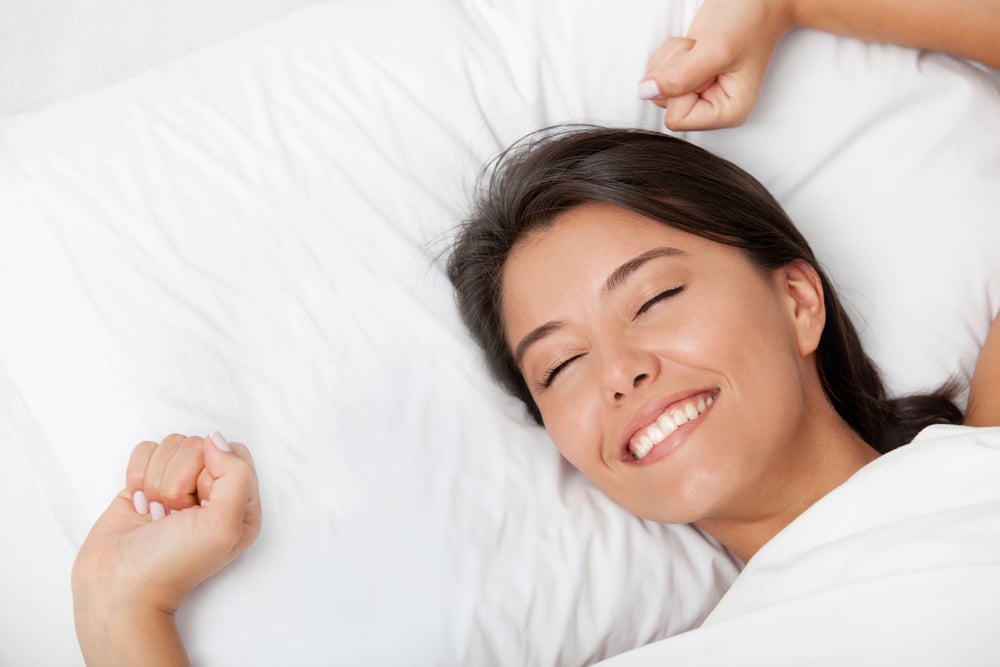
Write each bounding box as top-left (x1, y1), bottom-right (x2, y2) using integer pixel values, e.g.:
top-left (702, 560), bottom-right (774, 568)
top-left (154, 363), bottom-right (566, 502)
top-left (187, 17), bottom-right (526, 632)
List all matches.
top-left (602, 343), bottom-right (657, 404)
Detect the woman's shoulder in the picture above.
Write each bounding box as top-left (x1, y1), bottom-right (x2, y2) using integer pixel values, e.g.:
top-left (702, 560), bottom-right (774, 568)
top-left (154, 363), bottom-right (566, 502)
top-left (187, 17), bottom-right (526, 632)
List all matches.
top-left (779, 424), bottom-right (1000, 542)
top-left (792, 423), bottom-right (1000, 543)
top-left (880, 423), bottom-right (1000, 483)
top-left (906, 422), bottom-right (1000, 448)
top-left (706, 424), bottom-right (1000, 624)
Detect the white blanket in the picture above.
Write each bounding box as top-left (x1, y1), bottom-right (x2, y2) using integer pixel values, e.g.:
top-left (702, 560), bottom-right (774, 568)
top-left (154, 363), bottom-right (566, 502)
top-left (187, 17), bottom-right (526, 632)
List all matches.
top-left (598, 425), bottom-right (1000, 666)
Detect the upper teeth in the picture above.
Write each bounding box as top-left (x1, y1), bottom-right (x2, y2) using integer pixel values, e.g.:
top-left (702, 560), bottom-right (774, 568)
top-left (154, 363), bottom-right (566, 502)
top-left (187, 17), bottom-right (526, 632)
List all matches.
top-left (630, 394), bottom-right (713, 460)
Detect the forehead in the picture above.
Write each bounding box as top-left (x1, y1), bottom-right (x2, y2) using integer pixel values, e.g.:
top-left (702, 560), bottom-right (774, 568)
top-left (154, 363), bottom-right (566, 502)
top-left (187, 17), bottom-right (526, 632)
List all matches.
top-left (521, 203), bottom-right (698, 255)
top-left (500, 204), bottom-right (720, 334)
top-left (503, 203), bottom-right (707, 291)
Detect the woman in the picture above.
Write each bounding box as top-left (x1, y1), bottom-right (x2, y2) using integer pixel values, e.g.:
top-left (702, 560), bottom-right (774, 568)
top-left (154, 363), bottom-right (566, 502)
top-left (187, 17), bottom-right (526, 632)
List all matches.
top-left (446, 126), bottom-right (972, 562)
top-left (71, 126), bottom-right (1000, 664)
top-left (71, 1), bottom-right (1000, 663)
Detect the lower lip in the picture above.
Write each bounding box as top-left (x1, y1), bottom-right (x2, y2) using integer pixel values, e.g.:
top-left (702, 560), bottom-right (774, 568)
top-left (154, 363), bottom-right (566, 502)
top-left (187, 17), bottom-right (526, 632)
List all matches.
top-left (626, 397), bottom-right (714, 466)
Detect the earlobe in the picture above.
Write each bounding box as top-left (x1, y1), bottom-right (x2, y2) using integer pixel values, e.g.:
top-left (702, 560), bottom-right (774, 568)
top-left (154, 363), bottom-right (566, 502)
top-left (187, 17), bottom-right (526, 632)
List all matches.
top-left (779, 260), bottom-right (826, 356)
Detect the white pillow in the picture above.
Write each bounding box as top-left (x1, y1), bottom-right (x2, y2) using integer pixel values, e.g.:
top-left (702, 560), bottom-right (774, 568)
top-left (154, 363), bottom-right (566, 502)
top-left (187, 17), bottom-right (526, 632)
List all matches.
top-left (0, 1), bottom-right (732, 665)
top-left (1, 0), bottom-right (997, 664)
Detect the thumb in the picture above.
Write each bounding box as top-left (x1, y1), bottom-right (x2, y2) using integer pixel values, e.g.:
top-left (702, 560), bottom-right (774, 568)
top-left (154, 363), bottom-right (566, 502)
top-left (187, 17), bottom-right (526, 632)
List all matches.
top-left (640, 37), bottom-right (721, 101)
top-left (204, 431), bottom-right (256, 475)
top-left (201, 432), bottom-right (261, 551)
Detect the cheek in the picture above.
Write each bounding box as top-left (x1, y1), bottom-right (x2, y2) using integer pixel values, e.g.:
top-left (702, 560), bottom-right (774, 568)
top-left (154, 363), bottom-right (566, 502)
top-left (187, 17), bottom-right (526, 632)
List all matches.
top-left (539, 395), bottom-right (603, 471)
top-left (691, 285), bottom-right (796, 372)
top-left (639, 297), bottom-right (726, 367)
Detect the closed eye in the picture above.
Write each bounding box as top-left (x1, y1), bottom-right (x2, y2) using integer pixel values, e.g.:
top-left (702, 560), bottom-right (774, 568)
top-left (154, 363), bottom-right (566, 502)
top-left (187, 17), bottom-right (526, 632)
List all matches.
top-left (540, 353), bottom-right (584, 388)
top-left (634, 285), bottom-right (685, 319)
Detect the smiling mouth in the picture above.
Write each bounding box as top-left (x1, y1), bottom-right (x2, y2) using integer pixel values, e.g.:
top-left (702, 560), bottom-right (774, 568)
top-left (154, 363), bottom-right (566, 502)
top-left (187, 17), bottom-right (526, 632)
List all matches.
top-left (628, 392), bottom-right (715, 460)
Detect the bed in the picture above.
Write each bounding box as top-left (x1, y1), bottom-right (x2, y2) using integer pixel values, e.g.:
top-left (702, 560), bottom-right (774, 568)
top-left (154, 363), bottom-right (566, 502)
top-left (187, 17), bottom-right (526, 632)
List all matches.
top-left (2, 1), bottom-right (999, 664)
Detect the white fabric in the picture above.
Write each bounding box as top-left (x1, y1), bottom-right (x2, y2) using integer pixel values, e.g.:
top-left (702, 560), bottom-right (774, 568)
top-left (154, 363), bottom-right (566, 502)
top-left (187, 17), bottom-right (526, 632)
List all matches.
top-left (1, 0), bottom-right (999, 664)
top-left (597, 426), bottom-right (1000, 666)
top-left (0, 0), bottom-right (321, 114)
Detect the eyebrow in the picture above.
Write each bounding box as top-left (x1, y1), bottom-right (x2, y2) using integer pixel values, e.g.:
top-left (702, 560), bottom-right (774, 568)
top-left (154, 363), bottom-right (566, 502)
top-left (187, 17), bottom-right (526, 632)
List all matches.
top-left (603, 246), bottom-right (686, 294)
top-left (512, 320), bottom-right (564, 367)
top-left (511, 246), bottom-right (687, 367)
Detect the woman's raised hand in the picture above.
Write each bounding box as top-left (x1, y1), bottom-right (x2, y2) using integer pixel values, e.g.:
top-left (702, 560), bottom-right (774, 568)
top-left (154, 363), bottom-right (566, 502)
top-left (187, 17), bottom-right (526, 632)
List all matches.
top-left (638, 0), bottom-right (794, 131)
top-left (72, 433), bottom-right (261, 666)
top-left (639, 0), bottom-right (1000, 131)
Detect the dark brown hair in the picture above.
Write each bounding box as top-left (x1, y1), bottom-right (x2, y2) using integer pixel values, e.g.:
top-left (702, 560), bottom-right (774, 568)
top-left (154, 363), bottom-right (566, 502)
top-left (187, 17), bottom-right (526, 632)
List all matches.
top-left (447, 126), bottom-right (960, 453)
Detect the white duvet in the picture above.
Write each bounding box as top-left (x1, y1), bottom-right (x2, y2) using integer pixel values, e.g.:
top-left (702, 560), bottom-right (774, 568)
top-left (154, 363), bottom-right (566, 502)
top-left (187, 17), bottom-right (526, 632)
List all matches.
top-left (599, 425), bottom-right (1000, 666)
top-left (2, 0), bottom-right (999, 664)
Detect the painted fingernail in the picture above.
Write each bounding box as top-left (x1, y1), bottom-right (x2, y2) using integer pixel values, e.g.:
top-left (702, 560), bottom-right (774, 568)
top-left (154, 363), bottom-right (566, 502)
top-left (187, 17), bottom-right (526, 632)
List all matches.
top-left (133, 490), bottom-right (149, 515)
top-left (149, 501), bottom-right (166, 521)
top-left (209, 431), bottom-right (232, 452)
top-left (638, 78), bottom-right (661, 100)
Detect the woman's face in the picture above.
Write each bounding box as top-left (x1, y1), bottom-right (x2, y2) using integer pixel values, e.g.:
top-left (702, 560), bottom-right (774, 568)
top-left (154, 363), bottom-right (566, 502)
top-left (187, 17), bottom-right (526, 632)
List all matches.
top-left (501, 203), bottom-right (825, 525)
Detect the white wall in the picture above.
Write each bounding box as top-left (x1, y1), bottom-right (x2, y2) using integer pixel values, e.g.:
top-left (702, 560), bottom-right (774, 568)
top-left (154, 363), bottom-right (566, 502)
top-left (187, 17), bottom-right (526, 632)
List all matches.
top-left (0, 0), bottom-right (320, 114)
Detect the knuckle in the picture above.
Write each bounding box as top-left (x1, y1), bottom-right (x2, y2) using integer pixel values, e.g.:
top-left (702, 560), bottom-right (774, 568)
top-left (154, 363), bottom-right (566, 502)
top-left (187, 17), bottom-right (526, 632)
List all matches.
top-left (126, 440), bottom-right (157, 486)
top-left (161, 433), bottom-right (188, 447)
top-left (663, 117), bottom-right (686, 132)
top-left (663, 36), bottom-right (696, 54)
top-left (658, 73), bottom-right (683, 93)
top-left (181, 434), bottom-right (204, 450)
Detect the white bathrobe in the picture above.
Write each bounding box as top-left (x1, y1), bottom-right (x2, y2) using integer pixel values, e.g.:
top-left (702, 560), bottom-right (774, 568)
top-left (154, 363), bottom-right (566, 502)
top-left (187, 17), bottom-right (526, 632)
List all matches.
top-left (598, 425), bottom-right (1000, 666)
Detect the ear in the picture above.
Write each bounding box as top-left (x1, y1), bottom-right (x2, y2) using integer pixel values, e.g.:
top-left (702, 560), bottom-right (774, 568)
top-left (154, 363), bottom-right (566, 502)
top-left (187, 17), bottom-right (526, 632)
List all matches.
top-left (775, 260), bottom-right (826, 357)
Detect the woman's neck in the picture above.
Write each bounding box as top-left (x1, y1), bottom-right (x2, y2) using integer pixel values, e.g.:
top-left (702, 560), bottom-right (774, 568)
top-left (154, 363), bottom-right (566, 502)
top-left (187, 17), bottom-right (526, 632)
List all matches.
top-left (696, 412), bottom-right (880, 564)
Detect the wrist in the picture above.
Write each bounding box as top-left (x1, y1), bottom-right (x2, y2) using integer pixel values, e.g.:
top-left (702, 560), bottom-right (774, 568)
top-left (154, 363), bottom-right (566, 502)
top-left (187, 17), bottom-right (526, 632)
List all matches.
top-left (767, 0), bottom-right (799, 36)
top-left (786, 0), bottom-right (862, 34)
top-left (73, 563), bottom-right (192, 665)
top-left (782, 0), bottom-right (805, 28)
top-left (75, 600), bottom-right (189, 667)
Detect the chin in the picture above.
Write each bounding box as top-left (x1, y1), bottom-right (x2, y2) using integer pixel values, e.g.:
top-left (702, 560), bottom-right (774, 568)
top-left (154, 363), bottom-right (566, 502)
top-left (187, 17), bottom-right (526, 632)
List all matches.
top-left (623, 486), bottom-right (720, 526)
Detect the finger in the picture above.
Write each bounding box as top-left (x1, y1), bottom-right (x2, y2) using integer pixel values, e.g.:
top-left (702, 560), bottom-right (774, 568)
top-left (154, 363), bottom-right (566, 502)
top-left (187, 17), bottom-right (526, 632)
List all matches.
top-left (662, 72), bottom-right (759, 131)
top-left (159, 435), bottom-right (207, 511)
top-left (125, 440), bottom-right (159, 515)
top-left (141, 433), bottom-right (196, 521)
top-left (651, 77), bottom-right (717, 111)
top-left (661, 91), bottom-right (703, 130)
top-left (662, 91), bottom-right (739, 132)
top-left (652, 77), bottom-right (718, 109)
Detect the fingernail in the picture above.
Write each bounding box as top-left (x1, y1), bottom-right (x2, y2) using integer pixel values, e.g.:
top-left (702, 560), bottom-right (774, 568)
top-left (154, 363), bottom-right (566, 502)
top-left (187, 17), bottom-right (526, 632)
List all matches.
top-left (638, 78), bottom-right (661, 100)
top-left (132, 490), bottom-right (149, 515)
top-left (150, 501), bottom-right (166, 521)
top-left (209, 431), bottom-right (232, 452)
top-left (200, 499), bottom-right (208, 508)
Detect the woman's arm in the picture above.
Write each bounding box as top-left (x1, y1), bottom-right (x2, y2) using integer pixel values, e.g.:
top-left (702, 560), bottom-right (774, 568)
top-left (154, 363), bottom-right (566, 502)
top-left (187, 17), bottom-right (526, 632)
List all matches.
top-left (72, 433), bottom-right (261, 666)
top-left (965, 314), bottom-right (1000, 427)
top-left (793, 0), bottom-right (1000, 69)
top-left (640, 0), bottom-right (1000, 130)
